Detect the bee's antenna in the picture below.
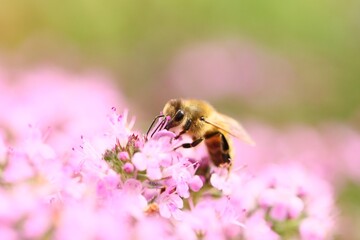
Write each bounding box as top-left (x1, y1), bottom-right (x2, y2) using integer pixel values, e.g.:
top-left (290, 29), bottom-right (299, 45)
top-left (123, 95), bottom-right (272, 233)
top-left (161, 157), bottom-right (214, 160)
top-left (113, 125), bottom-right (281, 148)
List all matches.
top-left (146, 114), bottom-right (164, 138)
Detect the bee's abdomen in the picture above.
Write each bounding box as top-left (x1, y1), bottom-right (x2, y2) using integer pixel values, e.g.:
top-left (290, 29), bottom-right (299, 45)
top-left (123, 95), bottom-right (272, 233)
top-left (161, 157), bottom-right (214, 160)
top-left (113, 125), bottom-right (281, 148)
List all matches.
top-left (205, 133), bottom-right (231, 167)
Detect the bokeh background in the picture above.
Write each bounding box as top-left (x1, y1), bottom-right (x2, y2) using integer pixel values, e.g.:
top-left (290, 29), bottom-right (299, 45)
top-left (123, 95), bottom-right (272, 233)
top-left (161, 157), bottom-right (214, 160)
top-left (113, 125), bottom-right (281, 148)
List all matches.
top-left (1, 1), bottom-right (359, 238)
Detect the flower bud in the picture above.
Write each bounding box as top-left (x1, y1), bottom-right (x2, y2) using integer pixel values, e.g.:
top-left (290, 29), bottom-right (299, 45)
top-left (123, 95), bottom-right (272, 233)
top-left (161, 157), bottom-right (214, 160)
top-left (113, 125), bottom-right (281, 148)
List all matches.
top-left (118, 151), bottom-right (129, 161)
top-left (123, 162), bottom-right (134, 173)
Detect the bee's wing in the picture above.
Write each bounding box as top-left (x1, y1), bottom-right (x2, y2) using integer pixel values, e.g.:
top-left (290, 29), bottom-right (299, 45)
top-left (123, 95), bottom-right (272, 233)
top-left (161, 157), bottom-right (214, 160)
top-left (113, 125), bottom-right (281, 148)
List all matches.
top-left (204, 113), bottom-right (255, 146)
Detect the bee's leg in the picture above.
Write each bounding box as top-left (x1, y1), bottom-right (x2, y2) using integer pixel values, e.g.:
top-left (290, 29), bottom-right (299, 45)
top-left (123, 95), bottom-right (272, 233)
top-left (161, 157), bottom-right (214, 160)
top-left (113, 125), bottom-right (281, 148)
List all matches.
top-left (174, 131), bottom-right (220, 150)
top-left (174, 119), bottom-right (192, 140)
top-left (220, 134), bottom-right (231, 165)
top-left (174, 137), bottom-right (203, 150)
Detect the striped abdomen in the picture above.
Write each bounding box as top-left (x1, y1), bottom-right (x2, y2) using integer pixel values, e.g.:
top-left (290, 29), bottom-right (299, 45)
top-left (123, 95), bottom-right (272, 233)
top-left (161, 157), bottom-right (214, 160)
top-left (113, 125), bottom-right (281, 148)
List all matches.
top-left (204, 131), bottom-right (231, 167)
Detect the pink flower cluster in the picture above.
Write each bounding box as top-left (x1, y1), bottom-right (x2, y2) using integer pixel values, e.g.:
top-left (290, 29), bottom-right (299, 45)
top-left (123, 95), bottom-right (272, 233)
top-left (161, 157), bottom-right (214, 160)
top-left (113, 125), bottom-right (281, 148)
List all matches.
top-left (0, 66), bottom-right (338, 239)
top-left (0, 66), bottom-right (125, 151)
top-left (234, 123), bottom-right (360, 186)
top-left (0, 111), bottom-right (336, 239)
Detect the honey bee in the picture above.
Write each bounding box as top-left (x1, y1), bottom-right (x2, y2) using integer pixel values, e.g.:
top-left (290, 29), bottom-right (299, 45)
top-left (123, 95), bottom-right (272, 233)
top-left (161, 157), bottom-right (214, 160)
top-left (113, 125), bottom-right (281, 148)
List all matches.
top-left (159, 99), bottom-right (255, 168)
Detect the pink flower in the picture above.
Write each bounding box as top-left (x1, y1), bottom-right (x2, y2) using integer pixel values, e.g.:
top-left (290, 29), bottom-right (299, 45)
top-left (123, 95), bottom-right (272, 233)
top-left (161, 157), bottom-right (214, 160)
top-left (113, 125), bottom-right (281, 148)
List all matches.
top-left (258, 188), bottom-right (277, 207)
top-left (210, 170), bottom-right (242, 195)
top-left (158, 192), bottom-right (184, 220)
top-left (259, 188), bottom-right (304, 221)
top-left (188, 175), bottom-right (203, 192)
top-left (300, 217), bottom-right (329, 240)
top-left (132, 130), bottom-right (177, 180)
top-left (0, 66), bottom-right (125, 152)
top-left (215, 198), bottom-right (246, 230)
top-left (107, 109), bottom-right (136, 146)
top-left (181, 200), bottom-right (223, 239)
top-left (234, 123), bottom-right (360, 186)
top-left (2, 150), bottom-right (35, 183)
top-left (171, 166), bottom-right (191, 198)
top-left (23, 127), bottom-right (56, 160)
top-left (79, 138), bottom-right (114, 176)
top-left (133, 216), bottom-right (174, 240)
top-left (55, 201), bottom-right (99, 240)
top-left (22, 205), bottom-right (52, 239)
top-left (121, 179), bottom-right (148, 218)
top-left (0, 133), bottom-right (7, 164)
top-left (0, 226), bottom-right (17, 240)
top-left (96, 174), bottom-right (121, 199)
top-left (163, 161), bottom-right (203, 198)
top-left (244, 210), bottom-right (280, 240)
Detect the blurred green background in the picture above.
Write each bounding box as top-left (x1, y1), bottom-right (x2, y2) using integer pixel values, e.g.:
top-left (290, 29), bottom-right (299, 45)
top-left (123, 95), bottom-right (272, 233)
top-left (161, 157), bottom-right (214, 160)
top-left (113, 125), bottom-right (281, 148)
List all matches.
top-left (1, 0), bottom-right (359, 125)
top-left (1, 1), bottom-right (360, 238)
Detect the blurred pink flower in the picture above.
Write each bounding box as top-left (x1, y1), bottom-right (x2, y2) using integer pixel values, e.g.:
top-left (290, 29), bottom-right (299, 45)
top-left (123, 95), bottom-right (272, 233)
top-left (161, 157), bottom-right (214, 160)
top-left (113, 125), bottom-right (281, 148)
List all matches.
top-left (133, 216), bottom-right (175, 240)
top-left (210, 169), bottom-right (241, 195)
top-left (55, 200), bottom-right (127, 240)
top-left (234, 122), bottom-right (360, 185)
top-left (0, 133), bottom-right (7, 163)
top-left (22, 205), bottom-right (51, 239)
top-left (0, 226), bottom-right (17, 240)
top-left (244, 210), bottom-right (280, 240)
top-left (165, 40), bottom-right (296, 105)
top-left (0, 66), bottom-right (125, 151)
top-left (300, 217), bottom-right (332, 240)
top-left (268, 189), bottom-right (304, 221)
top-left (120, 179), bottom-right (148, 218)
top-left (3, 150), bottom-right (35, 182)
top-left (181, 200), bottom-right (225, 239)
top-left (259, 188), bottom-right (304, 220)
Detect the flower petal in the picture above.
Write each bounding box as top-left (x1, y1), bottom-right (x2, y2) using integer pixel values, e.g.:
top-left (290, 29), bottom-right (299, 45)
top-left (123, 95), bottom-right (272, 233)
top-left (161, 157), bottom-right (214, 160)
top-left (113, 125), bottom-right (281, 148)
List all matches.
top-left (132, 153), bottom-right (147, 171)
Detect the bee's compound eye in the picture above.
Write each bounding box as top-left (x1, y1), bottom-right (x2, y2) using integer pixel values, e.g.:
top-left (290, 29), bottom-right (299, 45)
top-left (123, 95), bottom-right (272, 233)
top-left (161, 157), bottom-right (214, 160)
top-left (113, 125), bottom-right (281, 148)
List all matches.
top-left (174, 110), bottom-right (185, 122)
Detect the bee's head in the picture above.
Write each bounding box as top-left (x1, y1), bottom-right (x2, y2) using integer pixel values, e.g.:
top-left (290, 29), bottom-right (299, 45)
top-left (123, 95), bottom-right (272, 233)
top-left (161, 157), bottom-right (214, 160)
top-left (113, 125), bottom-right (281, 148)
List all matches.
top-left (163, 99), bottom-right (186, 130)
